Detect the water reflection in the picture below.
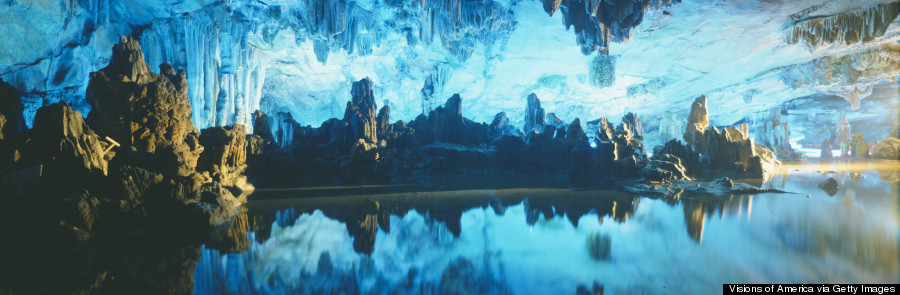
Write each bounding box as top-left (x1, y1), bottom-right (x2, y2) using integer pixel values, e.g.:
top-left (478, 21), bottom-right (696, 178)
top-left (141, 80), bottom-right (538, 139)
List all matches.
top-left (1, 161), bottom-right (897, 294)
top-left (193, 161), bottom-right (897, 294)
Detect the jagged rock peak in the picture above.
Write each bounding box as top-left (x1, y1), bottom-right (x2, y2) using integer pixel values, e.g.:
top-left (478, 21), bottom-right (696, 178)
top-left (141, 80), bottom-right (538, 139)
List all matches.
top-left (620, 113), bottom-right (644, 139)
top-left (445, 93), bottom-right (462, 117)
top-left (345, 77), bottom-right (377, 121)
top-left (105, 36), bottom-right (153, 83)
top-left (29, 102), bottom-right (108, 179)
top-left (524, 93), bottom-right (545, 133)
top-left (344, 77), bottom-right (378, 144)
top-left (86, 36), bottom-right (196, 159)
top-left (376, 105), bottom-right (391, 136)
top-left (684, 95), bottom-right (708, 145)
top-left (566, 118), bottom-right (587, 143)
top-left (252, 110), bottom-right (274, 142)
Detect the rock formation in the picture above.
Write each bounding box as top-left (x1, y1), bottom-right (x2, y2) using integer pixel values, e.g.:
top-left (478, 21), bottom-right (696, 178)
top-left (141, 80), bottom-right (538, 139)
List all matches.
top-left (850, 131), bottom-right (868, 158)
top-left (755, 108), bottom-right (800, 160)
top-left (25, 102), bottom-right (108, 184)
top-left (683, 95), bottom-right (779, 178)
top-left (251, 110), bottom-right (274, 142)
top-left (0, 78), bottom-right (24, 167)
top-left (837, 114), bottom-right (851, 157)
top-left (565, 118), bottom-right (587, 144)
top-left (523, 93), bottom-right (545, 133)
top-left (0, 37), bottom-right (253, 243)
top-left (344, 78), bottom-right (378, 145)
top-left (0, 78), bottom-right (24, 139)
top-left (821, 138), bottom-right (833, 158)
top-left (871, 137), bottom-right (900, 160)
top-left (817, 177), bottom-right (839, 196)
top-left (198, 125), bottom-right (252, 194)
top-left (410, 93), bottom-right (489, 146)
top-left (376, 105), bottom-right (391, 137)
top-left (489, 112), bottom-right (522, 139)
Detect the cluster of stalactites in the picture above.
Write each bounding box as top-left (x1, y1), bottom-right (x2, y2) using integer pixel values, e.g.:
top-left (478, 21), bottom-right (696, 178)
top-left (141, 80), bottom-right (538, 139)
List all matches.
top-left (542, 0), bottom-right (681, 55)
top-left (784, 2), bottom-right (900, 50)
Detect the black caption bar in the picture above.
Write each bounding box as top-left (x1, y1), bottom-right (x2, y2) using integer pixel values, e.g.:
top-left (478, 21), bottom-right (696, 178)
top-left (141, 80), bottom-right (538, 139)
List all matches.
top-left (724, 284), bottom-right (898, 294)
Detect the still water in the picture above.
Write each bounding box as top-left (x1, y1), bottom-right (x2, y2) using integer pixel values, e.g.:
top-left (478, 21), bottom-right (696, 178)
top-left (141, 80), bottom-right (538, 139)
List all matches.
top-left (0, 160), bottom-right (896, 294)
top-left (194, 159), bottom-right (899, 294)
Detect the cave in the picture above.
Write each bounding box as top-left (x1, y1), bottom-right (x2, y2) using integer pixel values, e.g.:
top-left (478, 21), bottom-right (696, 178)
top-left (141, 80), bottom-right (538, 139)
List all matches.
top-left (0, 0), bottom-right (898, 293)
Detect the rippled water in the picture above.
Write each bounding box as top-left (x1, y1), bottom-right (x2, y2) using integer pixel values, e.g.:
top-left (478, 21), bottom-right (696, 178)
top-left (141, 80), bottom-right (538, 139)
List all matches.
top-left (193, 159), bottom-right (899, 294)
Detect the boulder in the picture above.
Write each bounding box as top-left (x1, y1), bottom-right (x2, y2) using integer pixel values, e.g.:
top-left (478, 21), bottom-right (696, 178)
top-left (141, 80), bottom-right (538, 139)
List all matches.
top-left (344, 78), bottom-right (378, 144)
top-left (871, 137), bottom-right (900, 160)
top-left (818, 177), bottom-right (839, 196)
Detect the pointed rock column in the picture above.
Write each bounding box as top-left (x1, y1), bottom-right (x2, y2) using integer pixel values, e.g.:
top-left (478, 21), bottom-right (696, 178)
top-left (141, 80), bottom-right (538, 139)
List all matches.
top-left (344, 78), bottom-right (378, 145)
top-left (524, 93), bottom-right (545, 133)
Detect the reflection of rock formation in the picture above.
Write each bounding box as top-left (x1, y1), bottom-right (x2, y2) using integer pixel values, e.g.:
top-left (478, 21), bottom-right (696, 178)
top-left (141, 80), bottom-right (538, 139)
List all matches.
top-left (0, 236), bottom-right (203, 294)
top-left (247, 187), bottom-right (642, 254)
top-left (683, 199), bottom-right (707, 243)
top-left (681, 194), bottom-right (756, 243)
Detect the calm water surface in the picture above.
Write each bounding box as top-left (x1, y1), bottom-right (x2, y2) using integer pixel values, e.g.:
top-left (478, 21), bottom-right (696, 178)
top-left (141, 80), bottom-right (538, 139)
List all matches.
top-left (193, 159), bottom-right (900, 294)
